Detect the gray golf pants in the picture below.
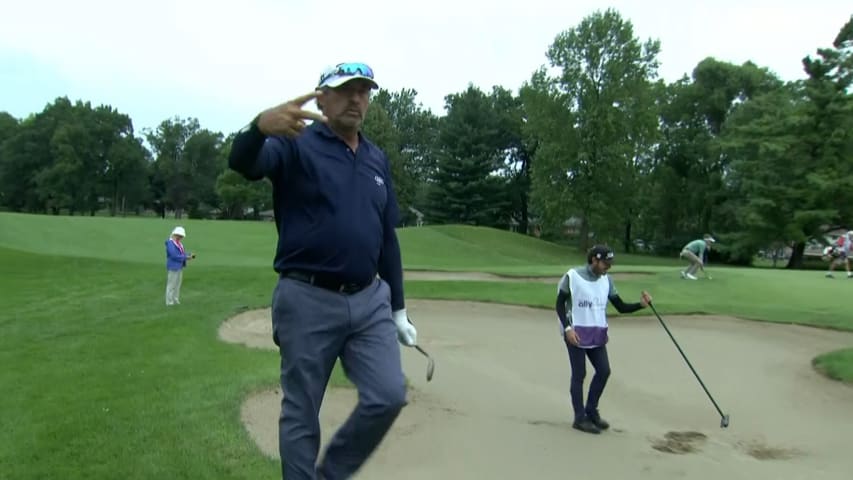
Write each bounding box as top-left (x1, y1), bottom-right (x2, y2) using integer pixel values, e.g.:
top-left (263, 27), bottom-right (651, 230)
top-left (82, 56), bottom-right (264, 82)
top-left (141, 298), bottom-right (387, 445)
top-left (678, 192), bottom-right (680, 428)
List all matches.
top-left (271, 276), bottom-right (407, 480)
top-left (680, 249), bottom-right (703, 275)
top-left (165, 269), bottom-right (182, 305)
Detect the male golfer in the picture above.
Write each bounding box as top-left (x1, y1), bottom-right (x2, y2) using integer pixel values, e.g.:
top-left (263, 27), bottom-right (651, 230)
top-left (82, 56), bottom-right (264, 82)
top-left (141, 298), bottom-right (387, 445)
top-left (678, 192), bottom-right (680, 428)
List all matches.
top-left (555, 245), bottom-right (652, 434)
top-left (680, 234), bottom-right (715, 280)
top-left (228, 62), bottom-right (417, 480)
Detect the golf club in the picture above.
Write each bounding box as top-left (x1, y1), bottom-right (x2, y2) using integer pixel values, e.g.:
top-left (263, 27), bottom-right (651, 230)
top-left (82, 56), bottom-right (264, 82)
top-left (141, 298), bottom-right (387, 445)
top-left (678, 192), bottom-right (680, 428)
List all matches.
top-left (414, 345), bottom-right (435, 382)
top-left (649, 302), bottom-right (729, 428)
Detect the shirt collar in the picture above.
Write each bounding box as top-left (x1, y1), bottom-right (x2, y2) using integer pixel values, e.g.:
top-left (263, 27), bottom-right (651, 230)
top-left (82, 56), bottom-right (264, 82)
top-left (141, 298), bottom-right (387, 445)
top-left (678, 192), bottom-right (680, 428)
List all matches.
top-left (312, 122), bottom-right (369, 148)
top-left (586, 264), bottom-right (600, 279)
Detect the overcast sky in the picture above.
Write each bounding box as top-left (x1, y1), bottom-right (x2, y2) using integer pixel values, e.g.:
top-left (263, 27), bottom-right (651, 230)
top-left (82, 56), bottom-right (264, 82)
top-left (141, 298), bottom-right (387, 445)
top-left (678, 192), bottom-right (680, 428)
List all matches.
top-left (1, 0), bottom-right (850, 137)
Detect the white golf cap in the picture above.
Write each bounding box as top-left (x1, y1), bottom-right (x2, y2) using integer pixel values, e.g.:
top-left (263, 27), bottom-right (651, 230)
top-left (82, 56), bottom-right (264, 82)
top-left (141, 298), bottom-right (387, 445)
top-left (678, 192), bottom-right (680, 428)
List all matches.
top-left (171, 226), bottom-right (186, 237)
top-left (317, 62), bottom-right (379, 89)
top-left (704, 235), bottom-right (716, 243)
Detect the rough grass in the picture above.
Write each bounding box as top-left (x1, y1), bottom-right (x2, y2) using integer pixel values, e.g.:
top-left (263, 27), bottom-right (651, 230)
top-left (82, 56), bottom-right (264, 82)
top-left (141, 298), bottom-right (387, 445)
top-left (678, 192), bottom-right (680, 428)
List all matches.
top-left (0, 248), bottom-right (290, 479)
top-left (813, 348), bottom-right (853, 383)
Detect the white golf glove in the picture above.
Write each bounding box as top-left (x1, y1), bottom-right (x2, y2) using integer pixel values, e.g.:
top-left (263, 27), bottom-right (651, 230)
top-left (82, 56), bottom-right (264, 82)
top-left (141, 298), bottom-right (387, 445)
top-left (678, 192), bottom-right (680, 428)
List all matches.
top-left (392, 309), bottom-right (417, 347)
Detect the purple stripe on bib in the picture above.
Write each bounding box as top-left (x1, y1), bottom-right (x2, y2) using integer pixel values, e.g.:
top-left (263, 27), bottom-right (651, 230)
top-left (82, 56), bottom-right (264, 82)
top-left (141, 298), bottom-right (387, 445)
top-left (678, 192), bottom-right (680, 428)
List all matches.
top-left (574, 325), bottom-right (608, 348)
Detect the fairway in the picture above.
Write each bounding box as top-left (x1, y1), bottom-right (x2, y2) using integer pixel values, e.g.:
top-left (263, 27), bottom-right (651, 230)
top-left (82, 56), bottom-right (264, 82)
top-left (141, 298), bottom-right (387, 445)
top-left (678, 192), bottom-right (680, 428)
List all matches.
top-left (2, 212), bottom-right (853, 479)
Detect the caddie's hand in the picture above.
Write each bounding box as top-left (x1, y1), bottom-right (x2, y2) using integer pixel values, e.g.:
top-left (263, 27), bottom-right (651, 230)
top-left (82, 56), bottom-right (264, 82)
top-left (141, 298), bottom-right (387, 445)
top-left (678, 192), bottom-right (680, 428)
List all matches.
top-left (565, 329), bottom-right (579, 346)
top-left (256, 91), bottom-right (328, 138)
top-left (640, 290), bottom-right (652, 307)
top-left (392, 309), bottom-right (418, 346)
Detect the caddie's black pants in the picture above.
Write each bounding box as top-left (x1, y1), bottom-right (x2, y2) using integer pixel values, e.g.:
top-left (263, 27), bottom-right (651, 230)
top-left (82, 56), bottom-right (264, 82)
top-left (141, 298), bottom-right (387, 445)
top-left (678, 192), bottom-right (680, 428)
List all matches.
top-left (565, 342), bottom-right (611, 422)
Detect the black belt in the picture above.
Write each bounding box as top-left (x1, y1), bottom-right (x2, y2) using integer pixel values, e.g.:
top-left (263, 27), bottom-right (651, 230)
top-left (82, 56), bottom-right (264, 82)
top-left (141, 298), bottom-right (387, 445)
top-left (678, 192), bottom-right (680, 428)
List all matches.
top-left (281, 270), bottom-right (371, 294)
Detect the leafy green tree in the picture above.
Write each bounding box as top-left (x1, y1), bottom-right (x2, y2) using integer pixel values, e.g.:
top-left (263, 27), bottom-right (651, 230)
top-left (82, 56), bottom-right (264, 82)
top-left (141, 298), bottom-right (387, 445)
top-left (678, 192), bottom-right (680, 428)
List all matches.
top-left (183, 129), bottom-right (224, 217)
top-left (520, 69), bottom-right (578, 239)
top-left (523, 8), bottom-right (660, 248)
top-left (0, 98), bottom-right (75, 213)
top-left (215, 170), bottom-right (271, 219)
top-left (101, 132), bottom-right (150, 216)
top-left (427, 84), bottom-right (512, 227)
top-left (362, 100), bottom-right (407, 219)
top-left (0, 111), bottom-right (21, 209)
top-left (0, 112), bottom-right (17, 146)
top-left (365, 88), bottom-right (439, 225)
top-left (489, 86), bottom-right (534, 234)
top-left (720, 16), bottom-right (853, 267)
top-left (648, 57), bottom-right (783, 256)
top-left (213, 133), bottom-right (271, 220)
top-left (719, 86), bottom-right (809, 263)
top-left (145, 117), bottom-right (223, 219)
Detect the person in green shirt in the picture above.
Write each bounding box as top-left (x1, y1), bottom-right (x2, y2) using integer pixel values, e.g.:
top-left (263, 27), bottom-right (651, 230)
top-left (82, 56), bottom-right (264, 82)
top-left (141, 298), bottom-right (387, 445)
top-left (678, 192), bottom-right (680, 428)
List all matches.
top-left (680, 235), bottom-right (715, 280)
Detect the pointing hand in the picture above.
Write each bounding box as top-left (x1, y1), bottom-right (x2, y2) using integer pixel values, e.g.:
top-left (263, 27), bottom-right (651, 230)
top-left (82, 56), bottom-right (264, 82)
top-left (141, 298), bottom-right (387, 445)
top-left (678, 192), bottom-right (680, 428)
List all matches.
top-left (257, 91), bottom-right (328, 138)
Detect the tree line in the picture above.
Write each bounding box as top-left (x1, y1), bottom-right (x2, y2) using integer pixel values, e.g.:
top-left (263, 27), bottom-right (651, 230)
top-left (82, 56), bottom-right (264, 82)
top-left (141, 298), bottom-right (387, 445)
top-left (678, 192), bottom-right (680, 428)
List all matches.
top-left (1, 9), bottom-right (851, 268)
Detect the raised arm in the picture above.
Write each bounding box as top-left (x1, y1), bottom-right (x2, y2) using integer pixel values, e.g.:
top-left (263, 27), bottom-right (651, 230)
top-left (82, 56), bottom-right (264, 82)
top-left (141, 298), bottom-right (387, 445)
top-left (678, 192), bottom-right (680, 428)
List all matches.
top-left (228, 120), bottom-right (280, 180)
top-left (229, 91), bottom-right (327, 181)
top-left (607, 275), bottom-right (652, 314)
top-left (608, 294), bottom-right (644, 314)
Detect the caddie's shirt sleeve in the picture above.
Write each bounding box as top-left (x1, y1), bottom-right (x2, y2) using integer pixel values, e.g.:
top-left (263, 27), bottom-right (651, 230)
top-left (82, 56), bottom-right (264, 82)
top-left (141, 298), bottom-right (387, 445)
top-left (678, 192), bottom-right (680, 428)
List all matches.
top-left (606, 274), bottom-right (643, 313)
top-left (555, 272), bottom-right (572, 330)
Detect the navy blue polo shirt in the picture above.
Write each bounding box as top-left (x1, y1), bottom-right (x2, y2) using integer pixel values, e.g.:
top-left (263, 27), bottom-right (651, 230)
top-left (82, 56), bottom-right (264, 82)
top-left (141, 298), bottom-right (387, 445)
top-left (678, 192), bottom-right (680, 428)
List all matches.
top-left (228, 121), bottom-right (405, 311)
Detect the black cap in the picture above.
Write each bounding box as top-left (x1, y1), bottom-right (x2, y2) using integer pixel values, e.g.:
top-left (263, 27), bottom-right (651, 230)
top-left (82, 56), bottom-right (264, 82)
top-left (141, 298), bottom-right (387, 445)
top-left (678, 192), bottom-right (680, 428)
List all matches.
top-left (587, 245), bottom-right (615, 264)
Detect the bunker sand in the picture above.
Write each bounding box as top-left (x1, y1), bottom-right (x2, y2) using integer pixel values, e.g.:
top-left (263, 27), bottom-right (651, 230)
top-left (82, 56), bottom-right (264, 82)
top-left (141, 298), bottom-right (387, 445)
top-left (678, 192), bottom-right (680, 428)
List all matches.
top-left (221, 300), bottom-right (853, 480)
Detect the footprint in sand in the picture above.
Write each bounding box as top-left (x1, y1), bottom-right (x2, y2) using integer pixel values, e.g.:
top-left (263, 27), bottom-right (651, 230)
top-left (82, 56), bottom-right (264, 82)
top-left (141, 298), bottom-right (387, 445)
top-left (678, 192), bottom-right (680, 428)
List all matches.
top-left (651, 431), bottom-right (708, 454)
top-left (738, 439), bottom-right (802, 460)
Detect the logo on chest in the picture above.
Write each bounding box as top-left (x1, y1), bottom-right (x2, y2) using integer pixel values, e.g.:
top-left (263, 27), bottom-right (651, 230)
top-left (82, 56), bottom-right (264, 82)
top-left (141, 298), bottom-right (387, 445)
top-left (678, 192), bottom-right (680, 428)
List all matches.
top-left (577, 297), bottom-right (607, 309)
top-left (374, 175), bottom-right (384, 187)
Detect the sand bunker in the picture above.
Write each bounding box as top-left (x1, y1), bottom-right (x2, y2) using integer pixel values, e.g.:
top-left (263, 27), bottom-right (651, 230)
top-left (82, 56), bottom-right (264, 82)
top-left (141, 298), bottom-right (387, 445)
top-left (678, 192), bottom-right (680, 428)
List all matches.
top-left (221, 300), bottom-right (853, 479)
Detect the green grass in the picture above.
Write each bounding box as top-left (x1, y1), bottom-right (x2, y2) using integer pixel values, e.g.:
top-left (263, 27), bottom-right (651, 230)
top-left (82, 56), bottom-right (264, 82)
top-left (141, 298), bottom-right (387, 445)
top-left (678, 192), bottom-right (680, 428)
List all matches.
top-left (0, 211), bottom-right (280, 267)
top-left (2, 211), bottom-right (853, 479)
top-left (405, 266), bottom-right (853, 330)
top-left (0, 212), bottom-right (682, 272)
top-left (0, 248), bottom-right (299, 479)
top-left (813, 348), bottom-right (853, 382)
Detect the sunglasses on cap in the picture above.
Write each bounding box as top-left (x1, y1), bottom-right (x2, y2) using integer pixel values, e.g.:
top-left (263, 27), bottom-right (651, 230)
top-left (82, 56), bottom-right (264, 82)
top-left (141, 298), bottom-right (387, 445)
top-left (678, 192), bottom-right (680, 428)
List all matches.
top-left (593, 251), bottom-right (615, 262)
top-left (318, 62), bottom-right (375, 86)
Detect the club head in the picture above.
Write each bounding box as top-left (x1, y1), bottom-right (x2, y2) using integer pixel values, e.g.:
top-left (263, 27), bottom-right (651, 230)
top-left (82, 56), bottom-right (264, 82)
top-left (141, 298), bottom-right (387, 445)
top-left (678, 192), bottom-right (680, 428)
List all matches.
top-left (415, 345), bottom-right (435, 382)
top-left (720, 414), bottom-right (730, 428)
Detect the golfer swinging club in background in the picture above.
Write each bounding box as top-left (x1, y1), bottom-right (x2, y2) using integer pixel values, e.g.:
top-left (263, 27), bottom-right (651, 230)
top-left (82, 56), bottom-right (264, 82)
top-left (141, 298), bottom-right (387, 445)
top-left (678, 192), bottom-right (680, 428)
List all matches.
top-left (228, 62), bottom-right (418, 480)
top-left (555, 245), bottom-right (652, 434)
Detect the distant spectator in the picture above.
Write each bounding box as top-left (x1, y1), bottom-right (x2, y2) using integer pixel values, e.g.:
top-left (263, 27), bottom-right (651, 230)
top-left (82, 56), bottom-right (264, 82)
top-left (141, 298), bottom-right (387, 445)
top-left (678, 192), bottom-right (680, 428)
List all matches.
top-left (826, 231), bottom-right (852, 279)
top-left (165, 226), bottom-right (195, 305)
